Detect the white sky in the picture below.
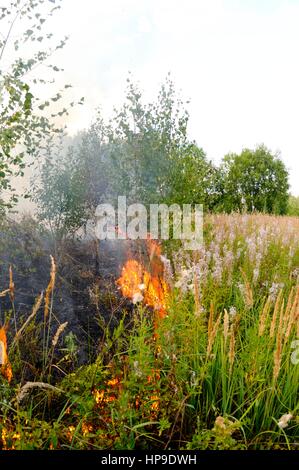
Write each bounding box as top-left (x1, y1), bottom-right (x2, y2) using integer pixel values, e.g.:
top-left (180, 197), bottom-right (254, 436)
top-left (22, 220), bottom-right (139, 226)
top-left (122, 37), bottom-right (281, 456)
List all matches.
top-left (37, 0), bottom-right (299, 194)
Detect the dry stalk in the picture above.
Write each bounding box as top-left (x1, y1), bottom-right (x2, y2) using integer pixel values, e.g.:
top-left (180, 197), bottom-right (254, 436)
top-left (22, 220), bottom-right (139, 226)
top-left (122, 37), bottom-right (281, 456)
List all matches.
top-left (193, 269), bottom-right (201, 318)
top-left (273, 332), bottom-right (282, 382)
top-left (285, 286), bottom-right (299, 340)
top-left (207, 311), bottom-right (222, 358)
top-left (0, 289), bottom-right (10, 298)
top-left (269, 290), bottom-right (283, 338)
top-left (52, 322), bottom-right (68, 348)
top-left (9, 266), bottom-right (15, 302)
top-left (44, 255), bottom-right (56, 319)
top-left (283, 286), bottom-right (295, 331)
top-left (17, 381), bottom-right (63, 403)
top-left (223, 309), bottom-right (229, 346)
top-left (240, 268), bottom-right (253, 308)
top-left (13, 292), bottom-right (44, 346)
top-left (207, 303), bottom-right (214, 342)
top-left (258, 295), bottom-right (271, 336)
top-left (229, 323), bottom-right (235, 375)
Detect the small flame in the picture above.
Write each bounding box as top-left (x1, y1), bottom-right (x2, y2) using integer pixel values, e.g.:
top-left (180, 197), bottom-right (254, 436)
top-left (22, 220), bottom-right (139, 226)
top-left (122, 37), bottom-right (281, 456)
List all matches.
top-left (115, 239), bottom-right (169, 420)
top-left (0, 326), bottom-right (12, 383)
top-left (67, 425), bottom-right (76, 442)
top-left (1, 425), bottom-right (21, 450)
top-left (82, 421), bottom-right (93, 436)
top-left (93, 375), bottom-right (120, 406)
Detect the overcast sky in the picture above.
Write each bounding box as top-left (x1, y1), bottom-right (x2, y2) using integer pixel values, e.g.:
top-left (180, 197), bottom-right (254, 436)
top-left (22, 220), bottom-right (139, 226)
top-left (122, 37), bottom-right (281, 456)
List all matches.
top-left (49, 0), bottom-right (299, 195)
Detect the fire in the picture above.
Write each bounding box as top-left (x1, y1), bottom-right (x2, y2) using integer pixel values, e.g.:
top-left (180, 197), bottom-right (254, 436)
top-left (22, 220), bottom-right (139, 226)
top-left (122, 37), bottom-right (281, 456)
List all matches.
top-left (93, 389), bottom-right (105, 404)
top-left (0, 425), bottom-right (21, 450)
top-left (82, 421), bottom-right (93, 436)
top-left (1, 427), bottom-right (7, 448)
top-left (117, 239), bottom-right (169, 318)
top-left (117, 259), bottom-right (143, 300)
top-left (0, 326), bottom-right (12, 383)
top-left (93, 375), bottom-right (120, 407)
top-left (107, 377), bottom-right (119, 387)
top-left (67, 425), bottom-right (76, 443)
top-left (150, 395), bottom-right (160, 412)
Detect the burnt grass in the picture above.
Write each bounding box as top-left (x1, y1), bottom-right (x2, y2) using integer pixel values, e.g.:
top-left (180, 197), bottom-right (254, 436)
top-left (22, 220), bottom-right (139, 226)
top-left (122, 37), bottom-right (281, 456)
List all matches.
top-left (0, 217), bottom-right (143, 380)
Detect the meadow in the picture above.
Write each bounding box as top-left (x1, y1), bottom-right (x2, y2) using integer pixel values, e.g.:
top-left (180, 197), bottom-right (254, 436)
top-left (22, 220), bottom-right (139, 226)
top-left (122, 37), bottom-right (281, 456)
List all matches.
top-left (0, 213), bottom-right (299, 450)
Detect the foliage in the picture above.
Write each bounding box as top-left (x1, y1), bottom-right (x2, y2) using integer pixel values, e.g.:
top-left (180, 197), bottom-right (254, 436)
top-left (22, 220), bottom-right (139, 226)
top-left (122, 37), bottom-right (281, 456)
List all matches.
top-left (219, 145), bottom-right (289, 214)
top-left (107, 75), bottom-right (190, 205)
top-left (34, 76), bottom-right (216, 236)
top-left (288, 195), bottom-right (299, 217)
top-left (0, 0), bottom-right (83, 210)
top-left (33, 137), bottom-right (90, 238)
top-left (34, 78), bottom-right (293, 238)
top-left (166, 143), bottom-right (222, 210)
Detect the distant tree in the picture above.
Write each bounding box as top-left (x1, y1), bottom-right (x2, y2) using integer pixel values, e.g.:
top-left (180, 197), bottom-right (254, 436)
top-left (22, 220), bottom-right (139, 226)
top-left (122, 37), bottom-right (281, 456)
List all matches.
top-left (0, 0), bottom-right (83, 211)
top-left (35, 77), bottom-right (221, 239)
top-left (34, 137), bottom-right (89, 238)
top-left (220, 145), bottom-right (289, 214)
top-left (35, 77), bottom-right (218, 236)
top-left (166, 143), bottom-right (221, 210)
top-left (288, 195), bottom-right (299, 217)
top-left (34, 117), bottom-right (114, 237)
top-left (107, 75), bottom-right (190, 205)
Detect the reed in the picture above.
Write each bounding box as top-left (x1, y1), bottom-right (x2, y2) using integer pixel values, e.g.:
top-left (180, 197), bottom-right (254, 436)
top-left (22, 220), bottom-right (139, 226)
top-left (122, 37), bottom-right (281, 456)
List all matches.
top-left (258, 295), bottom-right (271, 336)
top-left (269, 290), bottom-right (283, 339)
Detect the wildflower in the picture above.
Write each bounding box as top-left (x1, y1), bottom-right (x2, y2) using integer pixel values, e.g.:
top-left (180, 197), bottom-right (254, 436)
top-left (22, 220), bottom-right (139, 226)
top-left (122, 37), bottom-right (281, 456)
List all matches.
top-left (132, 292), bottom-right (144, 304)
top-left (214, 416), bottom-right (226, 430)
top-left (223, 249), bottom-right (234, 269)
top-left (278, 413), bottom-right (293, 429)
top-left (190, 370), bottom-right (197, 387)
top-left (246, 236), bottom-right (257, 262)
top-left (291, 267), bottom-right (299, 280)
top-left (160, 255), bottom-right (173, 283)
top-left (175, 267), bottom-right (195, 292)
top-left (229, 306), bottom-right (237, 318)
top-left (213, 416), bottom-right (236, 437)
top-left (269, 282), bottom-right (284, 302)
top-left (133, 360), bottom-right (143, 377)
top-left (212, 261), bottom-right (223, 283)
top-left (253, 267), bottom-right (260, 284)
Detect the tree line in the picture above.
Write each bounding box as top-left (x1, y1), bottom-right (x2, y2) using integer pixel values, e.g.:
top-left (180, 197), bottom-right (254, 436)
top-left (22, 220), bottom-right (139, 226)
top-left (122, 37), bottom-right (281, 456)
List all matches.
top-left (0, 1), bottom-right (295, 239)
top-left (33, 77), bottom-right (291, 238)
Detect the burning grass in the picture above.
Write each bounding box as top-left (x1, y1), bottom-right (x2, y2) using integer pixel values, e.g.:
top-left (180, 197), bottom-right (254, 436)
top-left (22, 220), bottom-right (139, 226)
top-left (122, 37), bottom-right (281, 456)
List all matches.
top-left (1, 213), bottom-right (299, 449)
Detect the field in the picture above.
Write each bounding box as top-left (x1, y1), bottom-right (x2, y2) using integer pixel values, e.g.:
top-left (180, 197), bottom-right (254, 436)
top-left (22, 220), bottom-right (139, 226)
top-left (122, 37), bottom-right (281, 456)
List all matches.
top-left (0, 213), bottom-right (299, 450)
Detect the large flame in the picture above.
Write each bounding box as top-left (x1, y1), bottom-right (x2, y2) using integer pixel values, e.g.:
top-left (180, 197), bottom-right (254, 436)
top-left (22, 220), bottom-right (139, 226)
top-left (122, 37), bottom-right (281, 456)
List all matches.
top-left (117, 239), bottom-right (169, 318)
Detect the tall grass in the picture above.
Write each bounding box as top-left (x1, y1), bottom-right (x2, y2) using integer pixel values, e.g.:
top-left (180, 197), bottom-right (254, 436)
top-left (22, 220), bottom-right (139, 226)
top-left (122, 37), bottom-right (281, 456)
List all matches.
top-left (0, 213), bottom-right (299, 449)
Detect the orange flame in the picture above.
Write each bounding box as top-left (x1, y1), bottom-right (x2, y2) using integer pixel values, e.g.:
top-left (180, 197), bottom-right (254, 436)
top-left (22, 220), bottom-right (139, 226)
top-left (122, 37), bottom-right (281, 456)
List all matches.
top-left (0, 326), bottom-right (13, 383)
top-left (116, 239), bottom-right (169, 419)
top-left (117, 239), bottom-right (169, 318)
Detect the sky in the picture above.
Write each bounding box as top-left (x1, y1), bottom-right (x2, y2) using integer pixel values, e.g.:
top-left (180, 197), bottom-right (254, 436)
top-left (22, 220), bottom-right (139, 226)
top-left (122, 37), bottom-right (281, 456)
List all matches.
top-left (34, 0), bottom-right (299, 195)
